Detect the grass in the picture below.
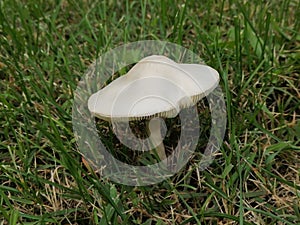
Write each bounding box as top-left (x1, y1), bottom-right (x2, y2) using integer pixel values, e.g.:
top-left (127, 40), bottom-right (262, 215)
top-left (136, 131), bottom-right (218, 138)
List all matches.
top-left (0, 0), bottom-right (299, 224)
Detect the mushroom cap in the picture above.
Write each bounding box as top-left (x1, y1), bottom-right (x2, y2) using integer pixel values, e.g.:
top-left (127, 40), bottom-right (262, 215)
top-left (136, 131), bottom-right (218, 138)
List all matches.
top-left (88, 55), bottom-right (219, 121)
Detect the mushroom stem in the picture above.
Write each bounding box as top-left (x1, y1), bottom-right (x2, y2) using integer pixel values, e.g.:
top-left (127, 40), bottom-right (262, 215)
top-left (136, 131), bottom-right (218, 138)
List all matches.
top-left (147, 118), bottom-right (167, 161)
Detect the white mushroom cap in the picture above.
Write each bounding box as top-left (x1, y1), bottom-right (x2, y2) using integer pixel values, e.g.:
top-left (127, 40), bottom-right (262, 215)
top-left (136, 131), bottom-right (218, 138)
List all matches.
top-left (88, 55), bottom-right (219, 121)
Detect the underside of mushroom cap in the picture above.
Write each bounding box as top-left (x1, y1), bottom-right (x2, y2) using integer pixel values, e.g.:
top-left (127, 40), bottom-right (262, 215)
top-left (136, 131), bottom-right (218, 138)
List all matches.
top-left (88, 55), bottom-right (219, 121)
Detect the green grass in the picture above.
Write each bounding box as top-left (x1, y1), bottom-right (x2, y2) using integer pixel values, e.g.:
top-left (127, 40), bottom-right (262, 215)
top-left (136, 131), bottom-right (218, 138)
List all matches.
top-left (1, 0), bottom-right (299, 224)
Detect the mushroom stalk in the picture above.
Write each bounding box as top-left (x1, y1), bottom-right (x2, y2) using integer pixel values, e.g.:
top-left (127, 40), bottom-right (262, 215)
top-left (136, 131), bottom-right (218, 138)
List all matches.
top-left (147, 118), bottom-right (166, 161)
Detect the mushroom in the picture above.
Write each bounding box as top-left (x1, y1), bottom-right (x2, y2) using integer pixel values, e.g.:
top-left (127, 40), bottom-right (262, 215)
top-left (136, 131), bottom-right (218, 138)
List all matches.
top-left (88, 55), bottom-right (219, 162)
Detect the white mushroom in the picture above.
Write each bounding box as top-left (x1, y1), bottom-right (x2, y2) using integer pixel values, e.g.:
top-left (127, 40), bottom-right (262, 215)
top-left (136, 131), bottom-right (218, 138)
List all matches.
top-left (88, 55), bottom-right (219, 161)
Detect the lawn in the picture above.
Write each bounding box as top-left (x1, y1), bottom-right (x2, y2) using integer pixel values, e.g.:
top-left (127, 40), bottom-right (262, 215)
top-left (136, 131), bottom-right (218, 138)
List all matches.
top-left (0, 0), bottom-right (299, 224)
